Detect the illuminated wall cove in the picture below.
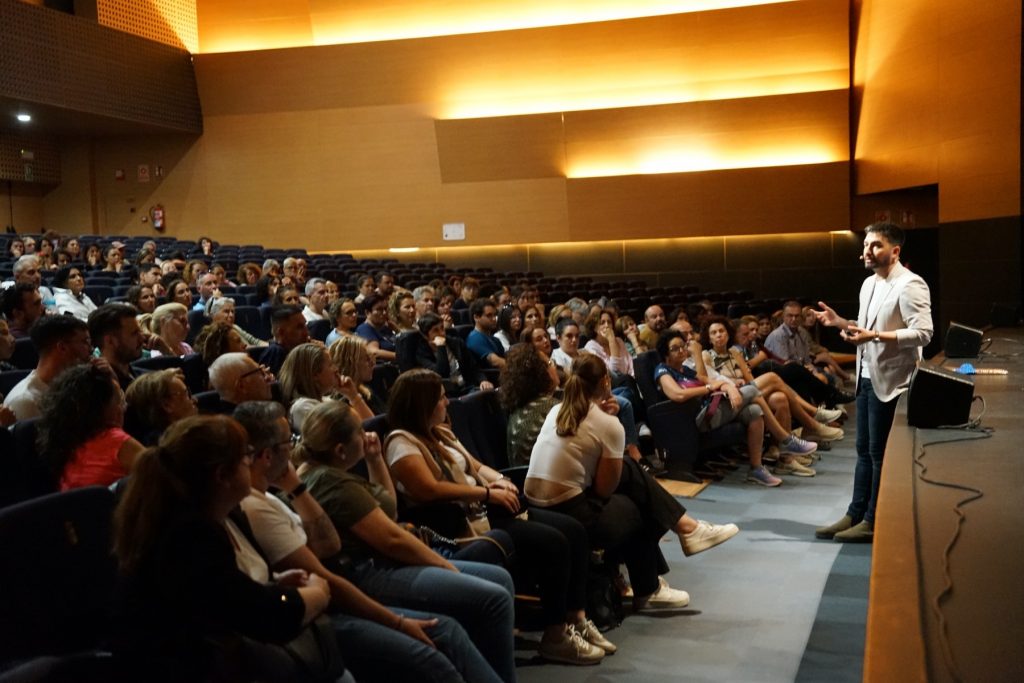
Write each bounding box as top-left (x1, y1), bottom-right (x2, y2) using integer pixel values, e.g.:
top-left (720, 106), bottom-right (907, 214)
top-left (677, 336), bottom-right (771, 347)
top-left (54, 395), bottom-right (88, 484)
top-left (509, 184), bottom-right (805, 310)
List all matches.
top-left (50, 0), bottom-right (851, 248)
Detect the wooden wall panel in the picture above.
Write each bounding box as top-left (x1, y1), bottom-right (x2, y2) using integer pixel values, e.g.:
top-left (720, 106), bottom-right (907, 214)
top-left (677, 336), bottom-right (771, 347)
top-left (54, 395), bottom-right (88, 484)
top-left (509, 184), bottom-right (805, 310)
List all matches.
top-left (854, 0), bottom-right (1021, 221)
top-left (566, 162), bottom-right (850, 241)
top-left (435, 114), bottom-right (566, 182)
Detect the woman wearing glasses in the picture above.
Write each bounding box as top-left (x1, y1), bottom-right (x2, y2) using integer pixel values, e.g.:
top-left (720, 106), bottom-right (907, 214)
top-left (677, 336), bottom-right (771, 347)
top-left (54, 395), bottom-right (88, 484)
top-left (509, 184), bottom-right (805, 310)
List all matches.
top-left (326, 298), bottom-right (360, 347)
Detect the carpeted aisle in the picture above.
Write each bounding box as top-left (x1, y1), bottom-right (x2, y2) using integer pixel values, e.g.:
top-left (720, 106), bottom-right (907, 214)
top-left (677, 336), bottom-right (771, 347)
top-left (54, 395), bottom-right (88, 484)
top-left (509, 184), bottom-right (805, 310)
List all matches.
top-left (516, 420), bottom-right (869, 683)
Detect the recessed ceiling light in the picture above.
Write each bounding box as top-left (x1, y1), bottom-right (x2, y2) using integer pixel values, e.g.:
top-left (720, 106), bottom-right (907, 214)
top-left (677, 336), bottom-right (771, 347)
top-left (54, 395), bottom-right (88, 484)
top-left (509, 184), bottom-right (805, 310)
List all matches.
top-left (16, 113), bottom-right (31, 123)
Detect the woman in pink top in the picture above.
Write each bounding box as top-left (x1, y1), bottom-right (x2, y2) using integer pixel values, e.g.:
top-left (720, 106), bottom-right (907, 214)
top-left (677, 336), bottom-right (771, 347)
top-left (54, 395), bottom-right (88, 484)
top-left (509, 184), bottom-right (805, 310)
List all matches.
top-left (38, 364), bottom-right (145, 490)
top-left (583, 308), bottom-right (634, 378)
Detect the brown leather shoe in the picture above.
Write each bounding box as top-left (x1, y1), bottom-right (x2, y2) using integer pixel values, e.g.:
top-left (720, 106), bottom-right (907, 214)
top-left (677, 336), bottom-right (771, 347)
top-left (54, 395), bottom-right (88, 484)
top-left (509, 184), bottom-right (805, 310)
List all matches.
top-left (815, 515), bottom-right (853, 539)
top-left (834, 520), bottom-right (874, 543)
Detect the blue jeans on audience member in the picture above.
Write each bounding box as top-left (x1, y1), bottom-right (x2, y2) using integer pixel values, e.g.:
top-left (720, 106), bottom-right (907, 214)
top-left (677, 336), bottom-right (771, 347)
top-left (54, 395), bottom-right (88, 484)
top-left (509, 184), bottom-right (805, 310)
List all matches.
top-left (847, 377), bottom-right (899, 526)
top-left (348, 560), bottom-right (516, 683)
top-left (612, 391), bottom-right (640, 447)
top-left (332, 607), bottom-right (501, 683)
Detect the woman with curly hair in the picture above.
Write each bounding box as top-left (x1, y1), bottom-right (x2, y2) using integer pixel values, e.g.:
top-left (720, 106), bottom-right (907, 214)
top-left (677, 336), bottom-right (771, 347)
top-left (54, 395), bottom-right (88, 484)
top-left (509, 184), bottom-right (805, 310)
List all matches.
top-left (329, 336), bottom-right (387, 415)
top-left (388, 291), bottom-right (417, 334)
top-left (193, 321), bottom-right (248, 368)
top-left (500, 343), bottom-right (560, 467)
top-left (38, 363), bottom-right (146, 490)
top-left (279, 342), bottom-right (374, 431)
top-left (124, 368), bottom-right (197, 445)
top-left (237, 262), bottom-right (262, 287)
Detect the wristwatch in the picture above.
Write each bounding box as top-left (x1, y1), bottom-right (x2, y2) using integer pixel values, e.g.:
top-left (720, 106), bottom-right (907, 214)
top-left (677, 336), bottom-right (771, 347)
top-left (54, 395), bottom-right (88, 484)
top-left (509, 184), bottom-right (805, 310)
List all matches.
top-left (871, 331), bottom-right (881, 343)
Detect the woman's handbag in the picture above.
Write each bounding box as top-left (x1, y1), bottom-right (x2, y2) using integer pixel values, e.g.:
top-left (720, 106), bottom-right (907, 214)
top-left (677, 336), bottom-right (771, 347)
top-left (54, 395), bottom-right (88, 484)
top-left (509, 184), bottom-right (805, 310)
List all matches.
top-left (283, 614), bottom-right (347, 683)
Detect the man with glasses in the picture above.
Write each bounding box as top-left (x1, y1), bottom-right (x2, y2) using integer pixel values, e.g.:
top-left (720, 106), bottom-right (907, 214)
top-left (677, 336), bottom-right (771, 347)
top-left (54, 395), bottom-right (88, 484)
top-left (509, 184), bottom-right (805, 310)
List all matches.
top-left (355, 294), bottom-right (396, 362)
top-left (208, 352), bottom-right (274, 412)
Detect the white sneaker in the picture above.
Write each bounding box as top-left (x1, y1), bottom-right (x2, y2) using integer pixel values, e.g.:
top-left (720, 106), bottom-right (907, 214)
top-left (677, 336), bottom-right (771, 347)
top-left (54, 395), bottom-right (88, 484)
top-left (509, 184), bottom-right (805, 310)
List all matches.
top-left (638, 423), bottom-right (652, 438)
top-left (681, 520), bottom-right (739, 556)
top-left (814, 406), bottom-right (843, 423)
top-left (633, 577), bottom-right (690, 610)
top-left (575, 618), bottom-right (617, 654)
top-left (539, 624), bottom-right (605, 665)
top-left (773, 458), bottom-right (816, 477)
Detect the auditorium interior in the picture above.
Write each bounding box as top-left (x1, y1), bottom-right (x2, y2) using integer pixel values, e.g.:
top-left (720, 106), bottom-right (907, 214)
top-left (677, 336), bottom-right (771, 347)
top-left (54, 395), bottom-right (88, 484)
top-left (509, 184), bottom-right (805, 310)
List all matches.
top-left (0, 0), bottom-right (1021, 681)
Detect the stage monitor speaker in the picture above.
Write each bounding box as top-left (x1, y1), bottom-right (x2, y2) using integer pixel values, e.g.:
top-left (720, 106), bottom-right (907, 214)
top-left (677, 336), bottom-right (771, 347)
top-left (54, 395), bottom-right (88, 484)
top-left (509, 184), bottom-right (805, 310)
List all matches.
top-left (906, 363), bottom-right (975, 428)
top-left (944, 322), bottom-right (984, 359)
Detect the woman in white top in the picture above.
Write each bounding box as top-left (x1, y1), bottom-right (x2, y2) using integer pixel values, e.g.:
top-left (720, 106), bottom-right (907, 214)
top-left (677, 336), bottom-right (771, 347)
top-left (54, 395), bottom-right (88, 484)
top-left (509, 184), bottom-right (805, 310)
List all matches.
top-left (582, 308), bottom-right (634, 377)
top-left (278, 343), bottom-right (374, 432)
top-left (526, 353), bottom-right (739, 610)
top-left (384, 368), bottom-right (615, 665)
top-left (52, 266), bottom-right (97, 321)
top-left (493, 305), bottom-right (521, 352)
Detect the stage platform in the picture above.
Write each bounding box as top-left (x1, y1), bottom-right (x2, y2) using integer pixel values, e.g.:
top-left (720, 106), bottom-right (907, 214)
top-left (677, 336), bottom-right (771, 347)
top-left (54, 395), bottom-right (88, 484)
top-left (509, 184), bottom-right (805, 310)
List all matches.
top-left (865, 327), bottom-right (1024, 682)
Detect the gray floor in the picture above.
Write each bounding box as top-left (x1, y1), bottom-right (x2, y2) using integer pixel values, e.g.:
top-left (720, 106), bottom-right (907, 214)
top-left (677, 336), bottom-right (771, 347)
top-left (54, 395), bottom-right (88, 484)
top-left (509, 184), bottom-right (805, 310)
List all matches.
top-left (516, 425), bottom-right (869, 683)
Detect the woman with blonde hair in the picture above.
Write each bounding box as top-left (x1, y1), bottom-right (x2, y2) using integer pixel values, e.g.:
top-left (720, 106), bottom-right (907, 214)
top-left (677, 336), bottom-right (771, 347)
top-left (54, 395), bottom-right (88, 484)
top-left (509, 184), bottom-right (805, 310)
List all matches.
top-left (295, 401), bottom-right (516, 683)
top-left (385, 369), bottom-right (614, 665)
top-left (151, 302), bottom-right (193, 356)
top-left (112, 415), bottom-right (339, 682)
top-left (329, 335), bottom-right (386, 415)
top-left (527, 353), bottom-right (738, 609)
top-left (124, 368), bottom-right (197, 445)
top-left (279, 342), bottom-right (373, 431)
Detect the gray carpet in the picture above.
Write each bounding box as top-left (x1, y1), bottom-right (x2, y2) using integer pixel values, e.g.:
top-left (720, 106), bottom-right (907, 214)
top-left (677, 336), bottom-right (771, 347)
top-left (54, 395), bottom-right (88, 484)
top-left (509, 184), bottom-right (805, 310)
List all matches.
top-left (516, 424), bottom-right (869, 683)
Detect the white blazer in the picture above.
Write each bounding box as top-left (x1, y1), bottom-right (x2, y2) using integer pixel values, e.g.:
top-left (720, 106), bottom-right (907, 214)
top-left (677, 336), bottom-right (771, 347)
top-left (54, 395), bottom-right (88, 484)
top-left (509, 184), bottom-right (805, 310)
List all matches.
top-left (855, 261), bottom-right (933, 402)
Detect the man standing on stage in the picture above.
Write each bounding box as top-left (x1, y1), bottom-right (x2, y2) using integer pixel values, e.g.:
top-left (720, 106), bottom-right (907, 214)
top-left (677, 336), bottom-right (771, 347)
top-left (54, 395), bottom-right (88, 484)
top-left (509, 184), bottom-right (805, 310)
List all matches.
top-left (813, 223), bottom-right (933, 543)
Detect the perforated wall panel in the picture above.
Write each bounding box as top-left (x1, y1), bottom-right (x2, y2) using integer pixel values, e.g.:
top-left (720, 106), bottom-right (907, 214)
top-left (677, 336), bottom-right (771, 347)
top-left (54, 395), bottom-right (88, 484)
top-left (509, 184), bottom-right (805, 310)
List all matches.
top-left (97, 0), bottom-right (197, 53)
top-left (0, 0), bottom-right (202, 133)
top-left (0, 130), bottom-right (60, 184)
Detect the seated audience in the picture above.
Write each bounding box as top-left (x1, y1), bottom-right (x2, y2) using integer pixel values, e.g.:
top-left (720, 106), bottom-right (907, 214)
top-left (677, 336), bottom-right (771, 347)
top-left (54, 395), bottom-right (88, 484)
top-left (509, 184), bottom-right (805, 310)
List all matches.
top-left (193, 321), bottom-right (249, 368)
top-left (84, 243), bottom-right (102, 268)
top-left (234, 400), bottom-right (502, 683)
top-left (152, 302), bottom-right (194, 356)
top-left (389, 291), bottom-right (417, 334)
top-left (3, 283), bottom-right (45, 341)
top-left (411, 285), bottom-right (435, 321)
top-left (494, 304), bottom-right (522, 352)
top-left (39, 363), bottom-right (145, 490)
top-left (90, 303), bottom-right (146, 390)
top-left (124, 368), bottom-right (198, 445)
top-left (525, 354), bottom-right (738, 610)
top-left (271, 285), bottom-right (301, 308)
top-left (207, 296), bottom-right (266, 347)
top-left (583, 308), bottom-right (634, 378)
top-left (112, 416), bottom-right (339, 682)
top-left (125, 284), bottom-right (157, 314)
top-left (208, 352), bottom-right (275, 413)
top-left (405, 313), bottom-right (491, 397)
top-left (259, 304), bottom-right (311, 376)
top-left (452, 277), bottom-right (478, 311)
top-left (501, 343), bottom-right (560, 467)
top-left (325, 298), bottom-right (360, 346)
top-left (255, 274), bottom-right (280, 308)
top-left (294, 401), bottom-right (518, 683)
top-left (303, 278), bottom-right (329, 322)
top-left (192, 272), bottom-right (220, 312)
top-left (616, 314), bottom-right (646, 357)
top-left (354, 275), bottom-right (375, 305)
top-left (384, 368), bottom-right (611, 665)
top-left (355, 294), bottom-right (396, 361)
top-left (329, 336), bottom-right (387, 415)
top-left (163, 277), bottom-right (193, 309)
top-left (237, 262), bottom-right (262, 287)
top-left (52, 265), bottom-right (97, 321)
top-left (279, 342), bottom-right (373, 431)
top-left (3, 314), bottom-right (93, 420)
top-left (466, 298), bottom-right (506, 370)
top-left (801, 305), bottom-right (852, 380)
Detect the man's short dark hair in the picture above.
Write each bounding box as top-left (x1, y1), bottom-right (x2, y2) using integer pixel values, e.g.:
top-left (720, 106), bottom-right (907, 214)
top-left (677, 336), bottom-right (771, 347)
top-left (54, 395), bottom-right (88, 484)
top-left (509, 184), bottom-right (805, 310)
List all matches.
top-left (783, 300), bottom-right (802, 312)
top-left (233, 401), bottom-right (286, 451)
top-left (30, 314), bottom-right (88, 353)
top-left (88, 304), bottom-right (138, 348)
top-left (416, 313), bottom-right (441, 337)
top-left (1, 283), bottom-right (37, 318)
top-left (470, 298), bottom-right (495, 319)
top-left (270, 304), bottom-right (304, 332)
top-left (865, 221), bottom-right (905, 247)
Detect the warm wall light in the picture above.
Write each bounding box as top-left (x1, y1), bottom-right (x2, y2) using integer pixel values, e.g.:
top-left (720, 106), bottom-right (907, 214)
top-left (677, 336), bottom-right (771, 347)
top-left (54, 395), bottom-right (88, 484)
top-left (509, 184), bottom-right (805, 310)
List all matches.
top-left (441, 70), bottom-right (848, 119)
top-left (16, 113), bottom-right (31, 123)
top-left (389, 247), bottom-right (421, 253)
top-left (567, 145), bottom-right (842, 178)
top-left (200, 0), bottom-right (795, 53)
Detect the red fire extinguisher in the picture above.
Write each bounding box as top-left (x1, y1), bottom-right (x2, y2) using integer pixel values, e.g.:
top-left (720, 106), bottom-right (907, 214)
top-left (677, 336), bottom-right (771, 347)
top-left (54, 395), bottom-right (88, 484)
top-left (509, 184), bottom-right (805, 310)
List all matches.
top-left (150, 204), bottom-right (165, 232)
